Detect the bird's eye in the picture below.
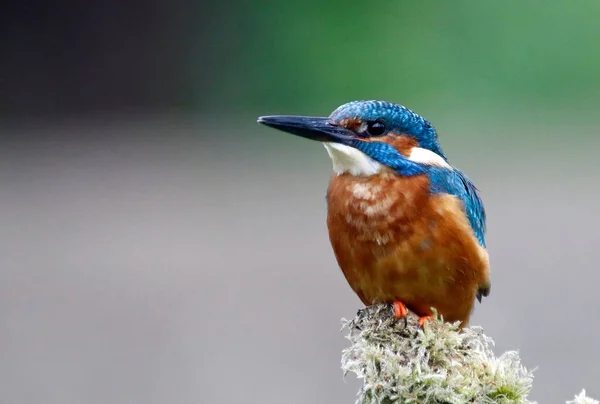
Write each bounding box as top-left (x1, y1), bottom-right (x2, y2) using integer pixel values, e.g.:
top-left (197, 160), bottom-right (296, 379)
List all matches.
top-left (366, 120), bottom-right (386, 137)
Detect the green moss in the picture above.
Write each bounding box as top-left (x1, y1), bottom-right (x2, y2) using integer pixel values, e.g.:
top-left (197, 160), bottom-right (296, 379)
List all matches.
top-left (341, 304), bottom-right (535, 404)
top-left (489, 385), bottom-right (522, 401)
top-left (341, 304), bottom-right (599, 403)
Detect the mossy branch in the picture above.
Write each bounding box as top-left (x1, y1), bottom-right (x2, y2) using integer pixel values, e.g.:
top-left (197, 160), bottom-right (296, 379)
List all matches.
top-left (341, 304), bottom-right (596, 404)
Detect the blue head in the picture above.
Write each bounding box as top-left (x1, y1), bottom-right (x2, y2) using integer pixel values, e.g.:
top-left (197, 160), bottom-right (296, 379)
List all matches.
top-left (258, 100), bottom-right (448, 176)
top-left (328, 100), bottom-right (446, 160)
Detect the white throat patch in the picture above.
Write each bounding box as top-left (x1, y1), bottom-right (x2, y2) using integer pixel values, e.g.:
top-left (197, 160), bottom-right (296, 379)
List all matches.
top-left (323, 143), bottom-right (383, 176)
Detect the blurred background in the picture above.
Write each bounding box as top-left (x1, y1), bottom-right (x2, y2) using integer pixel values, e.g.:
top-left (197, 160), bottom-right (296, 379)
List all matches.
top-left (1, 1), bottom-right (600, 403)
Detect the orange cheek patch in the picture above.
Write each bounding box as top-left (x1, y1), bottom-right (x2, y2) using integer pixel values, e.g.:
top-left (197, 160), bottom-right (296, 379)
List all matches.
top-left (384, 134), bottom-right (418, 157)
top-left (359, 134), bottom-right (418, 154)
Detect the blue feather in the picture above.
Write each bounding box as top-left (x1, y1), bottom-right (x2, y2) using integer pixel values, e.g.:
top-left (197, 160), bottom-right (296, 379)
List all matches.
top-left (351, 140), bottom-right (426, 176)
top-left (427, 167), bottom-right (487, 247)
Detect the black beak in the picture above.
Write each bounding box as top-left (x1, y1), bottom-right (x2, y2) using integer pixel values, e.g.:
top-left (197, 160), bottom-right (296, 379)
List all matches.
top-left (257, 115), bottom-right (354, 145)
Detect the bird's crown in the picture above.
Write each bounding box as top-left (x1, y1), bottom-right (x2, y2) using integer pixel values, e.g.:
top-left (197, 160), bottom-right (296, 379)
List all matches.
top-left (328, 100), bottom-right (446, 160)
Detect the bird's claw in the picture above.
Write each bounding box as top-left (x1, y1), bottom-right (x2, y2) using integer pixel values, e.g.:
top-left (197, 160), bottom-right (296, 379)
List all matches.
top-left (393, 300), bottom-right (408, 328)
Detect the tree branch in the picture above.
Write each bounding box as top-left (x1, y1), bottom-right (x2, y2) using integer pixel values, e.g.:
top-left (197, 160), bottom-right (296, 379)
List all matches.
top-left (341, 304), bottom-right (596, 404)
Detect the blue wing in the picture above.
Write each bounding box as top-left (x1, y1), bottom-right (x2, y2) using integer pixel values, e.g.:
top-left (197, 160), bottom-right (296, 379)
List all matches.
top-left (427, 167), bottom-right (487, 247)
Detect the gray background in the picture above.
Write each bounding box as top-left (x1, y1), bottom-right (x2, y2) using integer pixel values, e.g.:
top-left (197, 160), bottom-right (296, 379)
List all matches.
top-left (1, 115), bottom-right (599, 403)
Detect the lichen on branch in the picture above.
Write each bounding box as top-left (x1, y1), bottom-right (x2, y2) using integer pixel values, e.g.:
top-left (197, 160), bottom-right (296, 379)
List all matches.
top-left (341, 304), bottom-right (535, 403)
top-left (341, 304), bottom-right (598, 403)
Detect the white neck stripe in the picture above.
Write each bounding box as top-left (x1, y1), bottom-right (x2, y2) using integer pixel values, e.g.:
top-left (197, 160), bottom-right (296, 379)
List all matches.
top-left (408, 147), bottom-right (451, 168)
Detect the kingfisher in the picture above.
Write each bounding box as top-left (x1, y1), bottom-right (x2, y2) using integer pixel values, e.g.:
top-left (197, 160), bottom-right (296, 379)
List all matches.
top-left (257, 100), bottom-right (490, 328)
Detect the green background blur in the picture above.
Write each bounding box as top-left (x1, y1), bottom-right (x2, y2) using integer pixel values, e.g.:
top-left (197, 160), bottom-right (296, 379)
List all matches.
top-left (2, 2), bottom-right (600, 404)
top-left (198, 1), bottom-right (600, 119)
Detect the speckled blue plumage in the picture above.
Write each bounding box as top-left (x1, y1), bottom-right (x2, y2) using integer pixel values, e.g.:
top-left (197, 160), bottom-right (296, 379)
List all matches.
top-left (330, 100), bottom-right (446, 160)
top-left (352, 140), bottom-right (426, 176)
top-left (351, 125), bottom-right (486, 248)
top-left (428, 167), bottom-right (487, 247)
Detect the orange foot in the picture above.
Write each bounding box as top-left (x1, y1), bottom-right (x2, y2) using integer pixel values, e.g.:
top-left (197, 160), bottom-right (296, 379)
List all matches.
top-left (418, 315), bottom-right (434, 328)
top-left (393, 300), bottom-right (408, 319)
top-left (393, 300), bottom-right (408, 327)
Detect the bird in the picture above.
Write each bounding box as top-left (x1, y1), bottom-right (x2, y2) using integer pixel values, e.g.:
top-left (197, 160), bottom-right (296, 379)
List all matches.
top-left (257, 100), bottom-right (490, 328)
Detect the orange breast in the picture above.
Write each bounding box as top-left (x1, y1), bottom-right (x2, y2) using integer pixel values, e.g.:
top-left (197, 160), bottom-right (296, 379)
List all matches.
top-left (326, 169), bottom-right (490, 326)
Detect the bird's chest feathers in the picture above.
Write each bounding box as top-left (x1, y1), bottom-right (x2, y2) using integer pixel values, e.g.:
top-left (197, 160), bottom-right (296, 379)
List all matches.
top-left (326, 172), bottom-right (430, 248)
top-left (326, 171), bottom-right (489, 313)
